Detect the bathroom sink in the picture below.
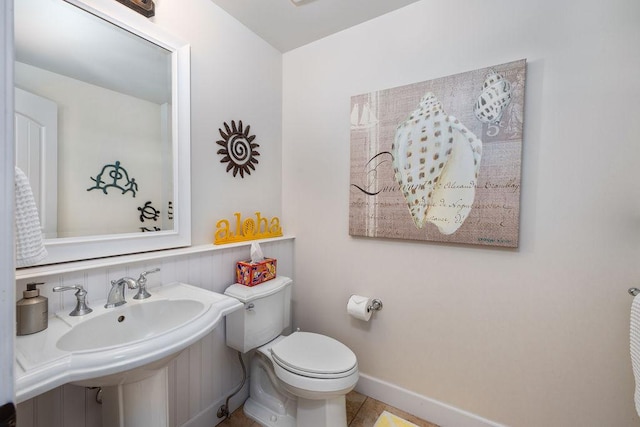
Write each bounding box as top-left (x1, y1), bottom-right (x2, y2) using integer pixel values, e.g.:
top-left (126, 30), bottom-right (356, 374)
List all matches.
top-left (15, 282), bottom-right (243, 402)
top-left (57, 299), bottom-right (204, 352)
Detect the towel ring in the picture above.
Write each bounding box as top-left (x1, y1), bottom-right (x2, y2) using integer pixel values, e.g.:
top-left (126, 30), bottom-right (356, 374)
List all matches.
top-left (629, 288), bottom-right (640, 297)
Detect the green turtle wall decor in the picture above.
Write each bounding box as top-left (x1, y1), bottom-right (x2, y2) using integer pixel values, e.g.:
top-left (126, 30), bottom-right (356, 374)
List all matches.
top-left (87, 160), bottom-right (138, 197)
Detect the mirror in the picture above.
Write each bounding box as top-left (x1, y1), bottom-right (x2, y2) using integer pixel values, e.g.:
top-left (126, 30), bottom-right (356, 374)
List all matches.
top-left (14, 0), bottom-right (191, 265)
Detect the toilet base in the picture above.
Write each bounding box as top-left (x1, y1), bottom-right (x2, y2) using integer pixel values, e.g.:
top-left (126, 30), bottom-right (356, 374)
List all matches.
top-left (244, 351), bottom-right (297, 427)
top-left (244, 396), bottom-right (296, 427)
top-left (297, 395), bottom-right (348, 427)
top-left (244, 395), bottom-right (347, 427)
top-left (244, 350), bottom-right (350, 427)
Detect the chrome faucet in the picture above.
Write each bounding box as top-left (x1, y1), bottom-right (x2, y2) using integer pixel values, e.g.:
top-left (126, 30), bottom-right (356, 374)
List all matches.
top-left (105, 277), bottom-right (137, 308)
top-left (105, 268), bottom-right (161, 308)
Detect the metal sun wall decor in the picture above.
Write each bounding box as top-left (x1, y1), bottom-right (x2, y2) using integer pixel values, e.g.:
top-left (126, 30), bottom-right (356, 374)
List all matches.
top-left (87, 160), bottom-right (138, 197)
top-left (216, 120), bottom-right (260, 178)
top-left (349, 59), bottom-right (526, 248)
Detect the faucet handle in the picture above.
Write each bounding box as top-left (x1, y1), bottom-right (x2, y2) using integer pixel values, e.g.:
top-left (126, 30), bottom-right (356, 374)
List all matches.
top-left (53, 285), bottom-right (93, 316)
top-left (133, 268), bottom-right (160, 300)
top-left (137, 268), bottom-right (160, 286)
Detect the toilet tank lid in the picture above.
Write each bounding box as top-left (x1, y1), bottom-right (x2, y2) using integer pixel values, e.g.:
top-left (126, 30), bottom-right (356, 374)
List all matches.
top-left (224, 276), bottom-right (292, 303)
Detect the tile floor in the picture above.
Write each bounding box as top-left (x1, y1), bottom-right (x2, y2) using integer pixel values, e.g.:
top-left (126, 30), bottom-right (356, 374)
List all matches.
top-left (218, 390), bottom-right (439, 427)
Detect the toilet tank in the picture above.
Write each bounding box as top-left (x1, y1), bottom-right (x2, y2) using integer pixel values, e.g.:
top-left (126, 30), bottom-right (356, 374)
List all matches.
top-left (224, 276), bottom-right (292, 353)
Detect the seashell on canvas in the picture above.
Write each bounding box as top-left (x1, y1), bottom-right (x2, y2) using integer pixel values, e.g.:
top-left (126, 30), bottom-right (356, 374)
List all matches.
top-left (473, 70), bottom-right (512, 124)
top-left (392, 92), bottom-right (482, 235)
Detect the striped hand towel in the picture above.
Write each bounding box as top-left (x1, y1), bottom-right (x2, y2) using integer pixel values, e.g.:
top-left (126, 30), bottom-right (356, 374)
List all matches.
top-left (631, 294), bottom-right (640, 416)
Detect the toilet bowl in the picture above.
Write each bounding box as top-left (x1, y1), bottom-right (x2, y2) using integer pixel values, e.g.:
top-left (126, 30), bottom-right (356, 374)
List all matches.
top-left (224, 276), bottom-right (359, 427)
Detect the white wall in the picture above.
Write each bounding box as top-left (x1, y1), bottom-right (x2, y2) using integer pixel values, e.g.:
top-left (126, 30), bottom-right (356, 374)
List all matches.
top-left (152, 0), bottom-right (283, 245)
top-left (282, 0), bottom-right (640, 426)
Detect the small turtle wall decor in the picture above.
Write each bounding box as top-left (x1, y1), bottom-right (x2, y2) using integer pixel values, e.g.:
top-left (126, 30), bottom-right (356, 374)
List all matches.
top-left (137, 201), bottom-right (161, 232)
top-left (216, 120), bottom-right (260, 178)
top-left (138, 201), bottom-right (160, 223)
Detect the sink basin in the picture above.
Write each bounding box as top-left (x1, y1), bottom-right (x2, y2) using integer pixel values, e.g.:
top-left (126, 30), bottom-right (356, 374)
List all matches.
top-left (15, 282), bottom-right (243, 403)
top-left (57, 299), bottom-right (204, 352)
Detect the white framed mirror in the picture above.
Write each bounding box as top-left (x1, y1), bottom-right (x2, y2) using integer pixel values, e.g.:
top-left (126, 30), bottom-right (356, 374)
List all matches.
top-left (14, 0), bottom-right (191, 265)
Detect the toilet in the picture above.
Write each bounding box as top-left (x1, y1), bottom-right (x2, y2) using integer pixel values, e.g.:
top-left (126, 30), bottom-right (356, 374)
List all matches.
top-left (224, 276), bottom-right (359, 427)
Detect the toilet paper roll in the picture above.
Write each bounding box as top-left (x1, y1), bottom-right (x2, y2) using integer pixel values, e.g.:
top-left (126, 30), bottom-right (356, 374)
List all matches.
top-left (347, 295), bottom-right (372, 321)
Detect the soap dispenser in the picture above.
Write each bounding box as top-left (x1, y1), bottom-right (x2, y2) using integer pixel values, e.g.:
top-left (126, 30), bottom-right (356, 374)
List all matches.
top-left (16, 282), bottom-right (48, 336)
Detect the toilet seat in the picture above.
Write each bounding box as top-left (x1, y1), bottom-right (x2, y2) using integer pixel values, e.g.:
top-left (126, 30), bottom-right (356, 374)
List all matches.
top-left (258, 332), bottom-right (359, 398)
top-left (270, 332), bottom-right (357, 379)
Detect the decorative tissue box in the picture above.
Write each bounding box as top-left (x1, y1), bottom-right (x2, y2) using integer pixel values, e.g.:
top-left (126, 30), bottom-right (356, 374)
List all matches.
top-left (236, 258), bottom-right (277, 287)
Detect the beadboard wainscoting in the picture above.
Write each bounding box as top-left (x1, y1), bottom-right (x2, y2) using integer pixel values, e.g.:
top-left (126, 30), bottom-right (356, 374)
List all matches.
top-left (15, 237), bottom-right (294, 427)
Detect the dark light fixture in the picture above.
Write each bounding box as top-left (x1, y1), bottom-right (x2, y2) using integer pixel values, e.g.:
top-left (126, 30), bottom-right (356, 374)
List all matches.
top-left (114, 0), bottom-right (155, 17)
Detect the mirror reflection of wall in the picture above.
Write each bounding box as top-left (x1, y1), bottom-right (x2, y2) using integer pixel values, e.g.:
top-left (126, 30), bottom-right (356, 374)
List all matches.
top-left (14, 0), bottom-right (173, 239)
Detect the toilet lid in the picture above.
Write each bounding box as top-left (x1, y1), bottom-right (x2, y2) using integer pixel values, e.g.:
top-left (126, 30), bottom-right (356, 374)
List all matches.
top-left (270, 332), bottom-right (357, 378)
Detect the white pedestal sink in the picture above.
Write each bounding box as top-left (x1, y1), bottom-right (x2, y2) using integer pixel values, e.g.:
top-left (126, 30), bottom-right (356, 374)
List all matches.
top-left (99, 366), bottom-right (170, 427)
top-left (56, 298), bottom-right (209, 426)
top-left (15, 282), bottom-right (243, 426)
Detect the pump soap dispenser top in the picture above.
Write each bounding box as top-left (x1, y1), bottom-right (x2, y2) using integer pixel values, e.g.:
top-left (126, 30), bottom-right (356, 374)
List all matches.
top-left (17, 282), bottom-right (48, 336)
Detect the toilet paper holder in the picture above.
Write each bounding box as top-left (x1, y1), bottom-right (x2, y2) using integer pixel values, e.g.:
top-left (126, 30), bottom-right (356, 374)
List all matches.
top-left (368, 299), bottom-right (383, 312)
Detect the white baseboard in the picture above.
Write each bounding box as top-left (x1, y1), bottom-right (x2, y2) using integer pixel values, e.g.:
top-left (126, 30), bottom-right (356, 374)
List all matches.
top-left (355, 373), bottom-right (506, 427)
top-left (181, 383), bottom-right (249, 427)
top-left (185, 372), bottom-right (504, 427)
